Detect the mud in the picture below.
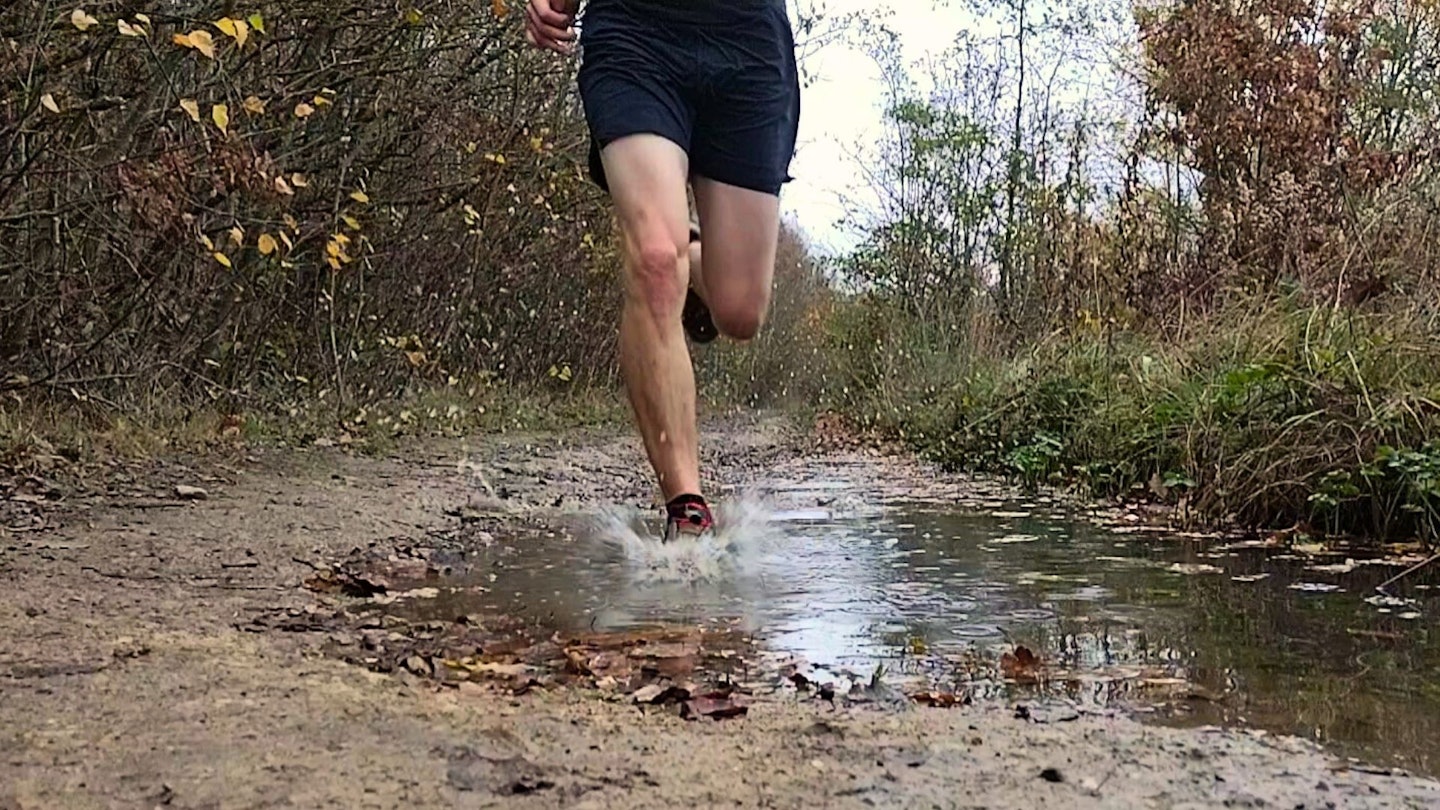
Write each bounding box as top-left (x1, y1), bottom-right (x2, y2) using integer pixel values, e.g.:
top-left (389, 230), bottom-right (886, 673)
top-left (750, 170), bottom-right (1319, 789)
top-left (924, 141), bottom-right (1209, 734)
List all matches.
top-left (3, 414), bottom-right (1439, 808)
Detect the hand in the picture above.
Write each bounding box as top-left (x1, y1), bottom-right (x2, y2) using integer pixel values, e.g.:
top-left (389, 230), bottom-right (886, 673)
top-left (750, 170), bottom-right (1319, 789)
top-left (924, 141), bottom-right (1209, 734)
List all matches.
top-left (524, 0), bottom-right (578, 55)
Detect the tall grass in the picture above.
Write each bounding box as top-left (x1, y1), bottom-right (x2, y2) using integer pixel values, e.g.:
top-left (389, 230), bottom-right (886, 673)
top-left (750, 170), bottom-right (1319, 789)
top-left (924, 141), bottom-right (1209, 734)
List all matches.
top-left (828, 290), bottom-right (1440, 543)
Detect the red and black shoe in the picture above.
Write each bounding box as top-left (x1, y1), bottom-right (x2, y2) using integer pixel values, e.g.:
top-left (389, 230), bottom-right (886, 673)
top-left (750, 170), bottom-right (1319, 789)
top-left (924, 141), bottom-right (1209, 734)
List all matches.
top-left (663, 493), bottom-right (715, 542)
top-left (682, 223), bottom-right (719, 345)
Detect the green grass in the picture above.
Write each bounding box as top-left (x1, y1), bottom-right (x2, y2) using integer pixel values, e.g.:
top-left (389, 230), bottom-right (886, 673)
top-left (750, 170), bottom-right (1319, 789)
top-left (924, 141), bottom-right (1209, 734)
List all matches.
top-left (825, 292), bottom-right (1440, 544)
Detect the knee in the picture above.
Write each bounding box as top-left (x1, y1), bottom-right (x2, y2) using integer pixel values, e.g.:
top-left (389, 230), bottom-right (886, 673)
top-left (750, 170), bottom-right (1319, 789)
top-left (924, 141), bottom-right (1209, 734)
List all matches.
top-left (712, 304), bottom-right (765, 342)
top-left (627, 239), bottom-right (686, 320)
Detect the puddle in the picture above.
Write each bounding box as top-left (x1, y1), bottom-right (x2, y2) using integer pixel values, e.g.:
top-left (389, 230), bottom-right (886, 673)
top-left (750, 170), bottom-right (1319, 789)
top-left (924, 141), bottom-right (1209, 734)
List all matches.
top-left (380, 469), bottom-right (1440, 777)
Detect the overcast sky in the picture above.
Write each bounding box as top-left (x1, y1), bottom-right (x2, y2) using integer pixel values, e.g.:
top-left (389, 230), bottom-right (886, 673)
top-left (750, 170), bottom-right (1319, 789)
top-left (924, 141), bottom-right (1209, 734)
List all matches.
top-left (780, 1), bottom-right (985, 255)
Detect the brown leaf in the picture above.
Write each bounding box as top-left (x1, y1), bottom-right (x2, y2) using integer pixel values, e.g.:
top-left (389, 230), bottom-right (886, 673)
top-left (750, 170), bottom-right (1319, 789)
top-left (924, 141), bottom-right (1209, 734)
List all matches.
top-left (910, 691), bottom-right (967, 708)
top-left (681, 691), bottom-right (748, 720)
top-left (631, 683), bottom-right (691, 705)
top-left (1000, 645), bottom-right (1041, 682)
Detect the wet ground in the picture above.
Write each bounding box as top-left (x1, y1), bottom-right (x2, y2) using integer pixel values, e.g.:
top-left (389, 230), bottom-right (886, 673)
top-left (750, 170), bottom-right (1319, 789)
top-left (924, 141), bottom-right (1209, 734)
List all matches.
top-left (377, 453), bottom-right (1440, 779)
top-left (4, 413), bottom-right (1440, 808)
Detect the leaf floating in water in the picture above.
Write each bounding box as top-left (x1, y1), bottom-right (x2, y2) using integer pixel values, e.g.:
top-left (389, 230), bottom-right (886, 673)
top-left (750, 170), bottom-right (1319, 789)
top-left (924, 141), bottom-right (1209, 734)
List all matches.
top-left (1364, 594), bottom-right (1418, 609)
top-left (1000, 645), bottom-right (1041, 683)
top-left (1288, 582), bottom-right (1344, 593)
top-left (1166, 563), bottom-right (1224, 575)
top-left (1308, 560), bottom-right (1358, 574)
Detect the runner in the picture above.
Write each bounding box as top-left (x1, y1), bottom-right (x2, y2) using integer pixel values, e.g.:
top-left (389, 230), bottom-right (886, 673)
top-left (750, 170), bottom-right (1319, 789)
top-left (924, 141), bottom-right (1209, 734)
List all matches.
top-left (524, 0), bottom-right (802, 541)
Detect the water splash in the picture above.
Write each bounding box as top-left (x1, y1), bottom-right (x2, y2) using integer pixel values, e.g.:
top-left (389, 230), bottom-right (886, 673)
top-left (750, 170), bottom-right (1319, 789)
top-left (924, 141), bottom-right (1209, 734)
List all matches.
top-left (588, 491), bottom-right (783, 583)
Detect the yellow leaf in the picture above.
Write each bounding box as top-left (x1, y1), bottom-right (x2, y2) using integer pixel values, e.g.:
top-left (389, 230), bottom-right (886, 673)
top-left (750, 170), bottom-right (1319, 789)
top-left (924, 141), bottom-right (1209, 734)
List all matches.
top-left (293, 102), bottom-right (315, 118)
top-left (282, 214), bottom-right (299, 231)
top-left (41, 93), bottom-right (60, 114)
top-left (247, 13), bottom-right (265, 34)
top-left (530, 136), bottom-right (544, 152)
top-left (179, 98), bottom-right (200, 122)
top-left (216, 17), bottom-right (250, 48)
top-left (290, 173), bottom-right (308, 187)
top-left (172, 32), bottom-right (193, 48)
top-left (188, 30), bottom-right (216, 58)
top-left (349, 190), bottom-right (370, 204)
top-left (228, 226), bottom-right (244, 246)
top-left (279, 231), bottom-right (294, 250)
top-left (274, 176), bottom-right (294, 196)
top-left (242, 95), bottom-right (265, 115)
top-left (492, 0), bottom-right (509, 18)
top-left (341, 215), bottom-right (361, 231)
top-left (331, 233), bottom-right (351, 246)
top-left (258, 233), bottom-right (278, 255)
top-left (312, 95), bottom-right (331, 107)
top-left (71, 9), bottom-right (98, 31)
top-left (135, 13), bottom-right (150, 24)
top-left (117, 19), bottom-right (144, 37)
top-left (213, 252), bottom-right (232, 268)
top-left (325, 255), bottom-right (342, 271)
top-left (199, 233), bottom-right (215, 251)
top-left (211, 103), bottom-right (229, 135)
top-left (404, 8), bottom-right (424, 25)
top-left (214, 18), bottom-right (238, 38)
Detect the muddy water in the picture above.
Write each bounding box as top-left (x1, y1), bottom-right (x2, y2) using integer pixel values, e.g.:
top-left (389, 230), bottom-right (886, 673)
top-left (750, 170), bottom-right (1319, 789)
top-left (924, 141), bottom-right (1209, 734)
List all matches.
top-left (400, 471), bottom-right (1440, 777)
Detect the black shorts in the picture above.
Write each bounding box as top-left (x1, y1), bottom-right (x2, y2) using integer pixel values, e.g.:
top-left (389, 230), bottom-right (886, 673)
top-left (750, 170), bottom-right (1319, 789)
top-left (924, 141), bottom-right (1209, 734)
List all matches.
top-left (576, 0), bottom-right (801, 197)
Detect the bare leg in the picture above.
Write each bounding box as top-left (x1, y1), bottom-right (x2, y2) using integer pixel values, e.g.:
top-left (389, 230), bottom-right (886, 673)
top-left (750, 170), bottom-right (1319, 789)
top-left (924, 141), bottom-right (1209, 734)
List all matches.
top-left (598, 134), bottom-right (701, 501)
top-left (690, 176), bottom-right (781, 341)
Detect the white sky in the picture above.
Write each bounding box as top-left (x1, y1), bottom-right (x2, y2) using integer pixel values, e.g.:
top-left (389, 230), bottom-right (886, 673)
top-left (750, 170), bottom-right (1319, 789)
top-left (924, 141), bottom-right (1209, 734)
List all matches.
top-left (780, 1), bottom-right (983, 255)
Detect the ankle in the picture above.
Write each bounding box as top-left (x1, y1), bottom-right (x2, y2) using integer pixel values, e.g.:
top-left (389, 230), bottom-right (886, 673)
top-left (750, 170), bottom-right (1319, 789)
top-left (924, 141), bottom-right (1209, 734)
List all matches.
top-left (666, 492), bottom-right (707, 510)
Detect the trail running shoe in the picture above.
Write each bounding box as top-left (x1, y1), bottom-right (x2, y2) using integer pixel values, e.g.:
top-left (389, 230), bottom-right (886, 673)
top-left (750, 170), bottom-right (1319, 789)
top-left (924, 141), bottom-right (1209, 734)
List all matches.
top-left (663, 493), bottom-right (715, 542)
top-left (683, 223), bottom-right (719, 344)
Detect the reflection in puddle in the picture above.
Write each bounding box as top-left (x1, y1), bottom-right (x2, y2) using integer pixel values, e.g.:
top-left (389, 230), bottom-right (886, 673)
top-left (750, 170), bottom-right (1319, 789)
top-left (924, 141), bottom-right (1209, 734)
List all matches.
top-left (398, 467), bottom-right (1440, 777)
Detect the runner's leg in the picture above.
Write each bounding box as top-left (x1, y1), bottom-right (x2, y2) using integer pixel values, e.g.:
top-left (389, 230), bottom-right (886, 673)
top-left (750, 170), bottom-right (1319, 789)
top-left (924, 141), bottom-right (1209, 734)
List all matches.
top-left (690, 178), bottom-right (780, 341)
top-left (597, 134), bottom-right (702, 502)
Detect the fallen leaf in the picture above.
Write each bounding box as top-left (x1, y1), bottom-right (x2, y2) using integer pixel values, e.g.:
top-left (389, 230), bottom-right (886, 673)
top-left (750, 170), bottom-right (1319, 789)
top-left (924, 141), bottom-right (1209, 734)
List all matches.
top-left (681, 691), bottom-right (748, 720)
top-left (910, 691), bottom-right (966, 708)
top-left (1167, 562), bottom-right (1224, 575)
top-left (212, 252), bottom-right (232, 268)
top-left (404, 655), bottom-right (433, 677)
top-left (257, 233), bottom-right (279, 255)
top-left (175, 484), bottom-right (209, 500)
top-left (41, 93), bottom-right (60, 114)
top-left (294, 102), bottom-right (315, 118)
top-left (211, 103), bottom-right (229, 135)
top-left (492, 0), bottom-right (509, 17)
top-left (247, 12), bottom-right (266, 34)
top-left (186, 30), bottom-right (216, 58)
top-left (1000, 645), bottom-right (1041, 682)
top-left (117, 18), bottom-right (144, 37)
top-left (71, 9), bottom-right (98, 31)
top-left (242, 95), bottom-right (266, 115)
top-left (179, 98), bottom-right (201, 123)
top-left (349, 190), bottom-right (370, 204)
top-left (443, 659), bottom-right (532, 680)
top-left (631, 683), bottom-right (691, 705)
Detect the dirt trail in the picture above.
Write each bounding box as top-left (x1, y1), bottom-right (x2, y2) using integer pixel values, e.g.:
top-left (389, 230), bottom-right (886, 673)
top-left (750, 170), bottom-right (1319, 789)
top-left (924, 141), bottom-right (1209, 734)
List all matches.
top-left (2, 414), bottom-right (1438, 809)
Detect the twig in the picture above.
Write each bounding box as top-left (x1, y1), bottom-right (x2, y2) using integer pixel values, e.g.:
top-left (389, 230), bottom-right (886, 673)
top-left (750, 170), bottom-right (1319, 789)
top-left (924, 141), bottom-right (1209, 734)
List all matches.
top-left (1375, 550), bottom-right (1440, 595)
